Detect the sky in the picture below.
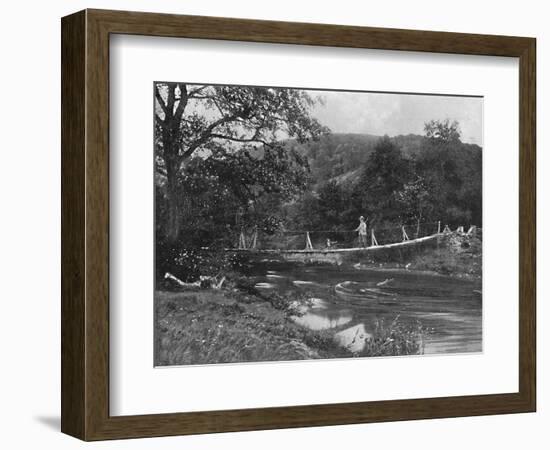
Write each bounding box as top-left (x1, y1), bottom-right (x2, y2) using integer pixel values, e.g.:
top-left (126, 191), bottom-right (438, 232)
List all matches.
top-left (156, 83), bottom-right (483, 146)
top-left (308, 90), bottom-right (483, 146)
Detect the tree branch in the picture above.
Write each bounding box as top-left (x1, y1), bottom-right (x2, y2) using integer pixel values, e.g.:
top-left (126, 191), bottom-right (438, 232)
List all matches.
top-left (174, 83), bottom-right (189, 121)
top-left (209, 133), bottom-right (274, 147)
top-left (188, 86), bottom-right (208, 98)
top-left (182, 115), bottom-right (240, 159)
top-left (154, 84), bottom-right (169, 116)
top-left (165, 82), bottom-right (177, 117)
top-left (155, 114), bottom-right (167, 128)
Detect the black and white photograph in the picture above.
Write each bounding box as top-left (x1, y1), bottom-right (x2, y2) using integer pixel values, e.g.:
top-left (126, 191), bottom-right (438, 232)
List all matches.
top-left (1, 0), bottom-right (544, 445)
top-left (153, 82), bottom-right (483, 366)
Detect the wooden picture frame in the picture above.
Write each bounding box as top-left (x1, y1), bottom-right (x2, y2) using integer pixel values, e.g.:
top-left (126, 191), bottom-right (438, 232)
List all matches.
top-left (61, 9), bottom-right (536, 441)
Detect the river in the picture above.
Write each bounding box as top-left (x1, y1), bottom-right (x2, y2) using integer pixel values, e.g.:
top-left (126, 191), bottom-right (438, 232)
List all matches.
top-left (250, 260), bottom-right (482, 355)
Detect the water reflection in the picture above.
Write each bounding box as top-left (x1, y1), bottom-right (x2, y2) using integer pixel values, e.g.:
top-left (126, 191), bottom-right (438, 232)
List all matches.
top-left (255, 282), bottom-right (276, 289)
top-left (334, 324), bottom-right (371, 353)
top-left (253, 264), bottom-right (482, 354)
top-left (292, 309), bottom-right (353, 331)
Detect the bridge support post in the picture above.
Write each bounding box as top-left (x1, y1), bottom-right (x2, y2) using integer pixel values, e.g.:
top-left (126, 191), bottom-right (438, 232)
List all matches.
top-left (402, 226), bottom-right (409, 241)
top-left (371, 229), bottom-right (379, 247)
top-left (305, 232), bottom-right (314, 250)
top-left (238, 230), bottom-right (247, 249)
top-left (250, 228), bottom-right (258, 249)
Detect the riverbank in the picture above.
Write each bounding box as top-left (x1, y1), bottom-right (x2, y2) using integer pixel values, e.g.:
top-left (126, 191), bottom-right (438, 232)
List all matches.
top-left (155, 284), bottom-right (426, 366)
top-left (155, 288), bottom-right (341, 366)
top-left (344, 232), bottom-right (482, 280)
top-left (261, 232), bottom-right (482, 280)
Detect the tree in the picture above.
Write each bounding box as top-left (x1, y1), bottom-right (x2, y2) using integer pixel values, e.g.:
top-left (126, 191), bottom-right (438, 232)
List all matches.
top-left (394, 176), bottom-right (433, 237)
top-left (416, 119), bottom-right (467, 225)
top-left (354, 136), bottom-right (411, 225)
top-left (424, 119), bottom-right (461, 143)
top-left (317, 181), bottom-right (345, 229)
top-left (154, 83), bottom-right (327, 243)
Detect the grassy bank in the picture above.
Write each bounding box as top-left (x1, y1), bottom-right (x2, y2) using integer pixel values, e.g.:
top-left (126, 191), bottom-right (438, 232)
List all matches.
top-left (409, 237), bottom-right (482, 278)
top-left (343, 232), bottom-right (482, 279)
top-left (155, 289), bottom-right (343, 366)
top-left (155, 286), bottom-right (426, 366)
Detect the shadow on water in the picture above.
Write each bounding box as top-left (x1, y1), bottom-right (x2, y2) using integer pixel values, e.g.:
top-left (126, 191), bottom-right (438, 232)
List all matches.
top-left (252, 261), bottom-right (482, 354)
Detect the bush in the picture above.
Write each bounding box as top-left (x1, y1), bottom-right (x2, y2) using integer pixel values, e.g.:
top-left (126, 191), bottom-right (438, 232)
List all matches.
top-left (155, 240), bottom-right (246, 284)
top-left (360, 316), bottom-right (430, 357)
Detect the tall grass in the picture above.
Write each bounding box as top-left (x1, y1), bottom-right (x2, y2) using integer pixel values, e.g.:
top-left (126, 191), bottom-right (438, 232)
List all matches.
top-left (360, 316), bottom-right (430, 357)
top-left (155, 290), bottom-right (345, 366)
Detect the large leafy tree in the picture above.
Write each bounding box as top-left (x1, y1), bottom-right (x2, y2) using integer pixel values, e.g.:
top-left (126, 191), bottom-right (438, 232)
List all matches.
top-left (154, 83), bottom-right (327, 243)
top-left (159, 145), bottom-right (308, 248)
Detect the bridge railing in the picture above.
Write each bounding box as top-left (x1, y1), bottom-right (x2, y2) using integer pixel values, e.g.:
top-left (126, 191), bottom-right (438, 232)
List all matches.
top-left (233, 221), bottom-right (479, 251)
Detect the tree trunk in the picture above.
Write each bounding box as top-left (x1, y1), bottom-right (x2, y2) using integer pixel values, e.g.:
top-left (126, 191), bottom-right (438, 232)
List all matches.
top-left (157, 82), bottom-right (190, 245)
top-left (163, 133), bottom-right (184, 244)
top-left (165, 173), bottom-right (180, 244)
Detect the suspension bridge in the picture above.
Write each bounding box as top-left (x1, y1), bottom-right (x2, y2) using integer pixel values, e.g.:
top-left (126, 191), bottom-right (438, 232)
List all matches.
top-left (230, 222), bottom-right (478, 256)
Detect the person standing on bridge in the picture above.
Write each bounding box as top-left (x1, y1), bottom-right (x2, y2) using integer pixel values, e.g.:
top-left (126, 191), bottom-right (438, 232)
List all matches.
top-left (355, 216), bottom-right (368, 248)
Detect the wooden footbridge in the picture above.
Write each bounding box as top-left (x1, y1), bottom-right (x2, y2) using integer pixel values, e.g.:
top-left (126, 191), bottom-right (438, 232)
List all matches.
top-left (230, 223), bottom-right (477, 257)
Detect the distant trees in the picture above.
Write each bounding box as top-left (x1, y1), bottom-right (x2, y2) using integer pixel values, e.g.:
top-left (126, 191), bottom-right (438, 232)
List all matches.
top-left (354, 136), bottom-right (411, 226)
top-left (394, 176), bottom-right (432, 237)
top-left (285, 119), bottom-right (482, 236)
top-left (424, 119), bottom-right (461, 143)
top-left (317, 181), bottom-right (345, 230)
top-left (416, 119), bottom-right (480, 225)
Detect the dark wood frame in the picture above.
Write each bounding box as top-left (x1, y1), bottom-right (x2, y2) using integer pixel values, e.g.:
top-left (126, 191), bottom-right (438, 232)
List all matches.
top-left (61, 8), bottom-right (536, 441)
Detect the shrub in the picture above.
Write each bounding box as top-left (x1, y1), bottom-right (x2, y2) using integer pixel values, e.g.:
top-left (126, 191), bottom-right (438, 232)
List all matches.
top-left (360, 316), bottom-right (431, 357)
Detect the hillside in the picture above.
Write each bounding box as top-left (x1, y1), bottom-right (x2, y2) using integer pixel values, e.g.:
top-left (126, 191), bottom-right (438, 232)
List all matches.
top-left (286, 133), bottom-right (379, 184)
top-left (287, 132), bottom-right (482, 189)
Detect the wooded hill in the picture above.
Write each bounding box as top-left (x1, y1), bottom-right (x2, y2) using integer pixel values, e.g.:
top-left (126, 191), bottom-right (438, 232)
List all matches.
top-left (281, 129), bottom-right (482, 236)
top-left (286, 132), bottom-right (482, 191)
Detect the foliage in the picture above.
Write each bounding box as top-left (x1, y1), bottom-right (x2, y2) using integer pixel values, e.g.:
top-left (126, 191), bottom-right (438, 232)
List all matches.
top-left (155, 142), bottom-right (312, 282)
top-left (288, 133), bottom-right (380, 184)
top-left (394, 176), bottom-right (433, 236)
top-left (156, 245), bottom-right (245, 284)
top-left (353, 136), bottom-right (412, 225)
top-left (424, 118), bottom-right (461, 143)
top-left (410, 233), bottom-right (482, 277)
top-left (359, 316), bottom-right (429, 357)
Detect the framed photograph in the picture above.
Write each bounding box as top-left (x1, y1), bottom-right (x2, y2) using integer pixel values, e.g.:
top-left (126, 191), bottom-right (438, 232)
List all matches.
top-left (61, 9), bottom-right (536, 440)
